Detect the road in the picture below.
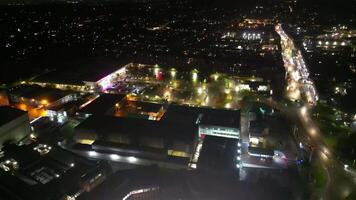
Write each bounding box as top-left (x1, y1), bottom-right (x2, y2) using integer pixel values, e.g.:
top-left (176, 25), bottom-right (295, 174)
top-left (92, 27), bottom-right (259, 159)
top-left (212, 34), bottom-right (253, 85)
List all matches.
top-left (275, 24), bottom-right (318, 105)
top-left (275, 24), bottom-right (356, 199)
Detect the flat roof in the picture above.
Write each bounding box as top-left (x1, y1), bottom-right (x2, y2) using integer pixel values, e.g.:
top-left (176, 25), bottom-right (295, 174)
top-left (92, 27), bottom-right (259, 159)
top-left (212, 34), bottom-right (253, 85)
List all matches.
top-left (0, 143), bottom-right (102, 200)
top-left (0, 106), bottom-right (27, 126)
top-left (200, 108), bottom-right (240, 128)
top-left (8, 84), bottom-right (72, 103)
top-left (79, 94), bottom-right (126, 115)
top-left (32, 58), bottom-right (128, 84)
top-left (125, 101), bottom-right (166, 113)
top-left (198, 135), bottom-right (238, 171)
top-left (76, 114), bottom-right (196, 142)
top-left (163, 104), bottom-right (240, 128)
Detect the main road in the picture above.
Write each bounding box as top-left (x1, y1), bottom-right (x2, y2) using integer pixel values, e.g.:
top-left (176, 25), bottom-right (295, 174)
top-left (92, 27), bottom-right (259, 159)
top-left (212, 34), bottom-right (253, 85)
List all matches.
top-left (275, 24), bottom-right (355, 199)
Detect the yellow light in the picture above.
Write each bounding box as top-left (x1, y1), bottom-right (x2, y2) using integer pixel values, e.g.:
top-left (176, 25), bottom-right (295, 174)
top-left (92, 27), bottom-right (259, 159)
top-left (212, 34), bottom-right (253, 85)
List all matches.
top-left (168, 150), bottom-right (189, 158)
top-left (309, 128), bottom-right (316, 135)
top-left (41, 100), bottom-right (48, 105)
top-left (170, 68), bottom-right (176, 78)
top-left (213, 73), bottom-right (219, 81)
top-left (79, 139), bottom-right (95, 145)
top-left (192, 72), bottom-right (198, 82)
top-left (224, 88), bottom-right (231, 94)
top-left (164, 91), bottom-right (171, 99)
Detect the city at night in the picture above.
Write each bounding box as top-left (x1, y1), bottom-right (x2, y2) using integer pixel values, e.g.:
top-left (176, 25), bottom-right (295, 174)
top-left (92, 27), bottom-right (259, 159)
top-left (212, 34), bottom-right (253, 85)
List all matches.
top-left (0, 0), bottom-right (355, 199)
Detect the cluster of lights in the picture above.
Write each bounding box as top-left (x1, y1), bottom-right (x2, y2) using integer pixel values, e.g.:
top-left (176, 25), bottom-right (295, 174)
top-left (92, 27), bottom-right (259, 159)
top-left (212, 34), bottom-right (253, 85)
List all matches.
top-left (1, 159), bottom-right (19, 172)
top-left (276, 24), bottom-right (318, 104)
top-left (236, 142), bottom-right (242, 169)
top-left (317, 40), bottom-right (347, 47)
top-left (242, 32), bottom-right (261, 40)
top-left (33, 144), bottom-right (52, 155)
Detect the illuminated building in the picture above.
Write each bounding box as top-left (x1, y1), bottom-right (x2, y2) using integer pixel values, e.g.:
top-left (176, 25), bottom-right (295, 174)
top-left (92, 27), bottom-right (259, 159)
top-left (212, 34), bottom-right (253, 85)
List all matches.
top-left (75, 104), bottom-right (242, 169)
top-left (27, 61), bottom-right (131, 92)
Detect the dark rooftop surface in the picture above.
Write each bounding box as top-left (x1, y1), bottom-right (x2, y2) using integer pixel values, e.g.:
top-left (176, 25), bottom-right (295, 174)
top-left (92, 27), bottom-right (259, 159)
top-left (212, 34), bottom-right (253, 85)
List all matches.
top-left (163, 104), bottom-right (240, 128)
top-left (200, 108), bottom-right (240, 128)
top-left (8, 84), bottom-right (72, 103)
top-left (198, 135), bottom-right (238, 172)
top-left (76, 114), bottom-right (197, 142)
top-left (124, 100), bottom-right (166, 113)
top-left (32, 58), bottom-right (128, 84)
top-left (0, 106), bottom-right (27, 126)
top-left (0, 143), bottom-right (102, 200)
top-left (79, 93), bottom-right (126, 115)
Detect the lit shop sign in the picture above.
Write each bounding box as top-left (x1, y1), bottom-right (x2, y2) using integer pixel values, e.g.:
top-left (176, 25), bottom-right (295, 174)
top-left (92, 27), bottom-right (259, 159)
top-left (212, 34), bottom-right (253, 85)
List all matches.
top-left (199, 125), bottom-right (239, 139)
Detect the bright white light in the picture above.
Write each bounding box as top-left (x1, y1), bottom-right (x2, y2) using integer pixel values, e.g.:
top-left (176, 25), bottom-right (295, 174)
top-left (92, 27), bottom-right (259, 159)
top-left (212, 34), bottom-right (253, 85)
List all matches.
top-left (237, 156), bottom-right (241, 161)
top-left (197, 87), bottom-right (203, 94)
top-left (128, 156), bottom-right (137, 162)
top-left (225, 103), bottom-right (231, 109)
top-left (70, 163), bottom-right (75, 167)
top-left (88, 151), bottom-right (98, 157)
top-left (236, 164), bottom-right (241, 168)
top-left (344, 164), bottom-right (349, 169)
top-left (299, 142), bottom-right (303, 149)
top-left (192, 72), bottom-right (198, 82)
top-left (300, 106), bottom-right (307, 116)
top-left (110, 154), bottom-right (120, 160)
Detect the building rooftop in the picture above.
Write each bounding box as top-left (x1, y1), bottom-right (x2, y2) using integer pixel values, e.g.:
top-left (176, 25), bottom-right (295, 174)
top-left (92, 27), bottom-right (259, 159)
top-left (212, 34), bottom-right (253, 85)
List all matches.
top-left (32, 58), bottom-right (128, 84)
top-left (0, 143), bottom-right (105, 200)
top-left (0, 106), bottom-right (27, 127)
top-left (199, 108), bottom-right (240, 128)
top-left (163, 104), bottom-right (240, 128)
top-left (79, 93), bottom-right (126, 115)
top-left (75, 114), bottom-right (197, 143)
top-left (8, 84), bottom-right (72, 103)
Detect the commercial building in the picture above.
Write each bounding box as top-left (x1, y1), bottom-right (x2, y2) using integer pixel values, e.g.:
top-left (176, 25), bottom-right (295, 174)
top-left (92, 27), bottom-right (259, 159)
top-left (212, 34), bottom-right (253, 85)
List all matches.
top-left (7, 84), bottom-right (77, 120)
top-left (79, 93), bottom-right (127, 116)
top-left (0, 142), bottom-right (108, 200)
top-left (0, 106), bottom-right (31, 148)
top-left (74, 100), bottom-right (241, 169)
top-left (27, 60), bottom-right (131, 92)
